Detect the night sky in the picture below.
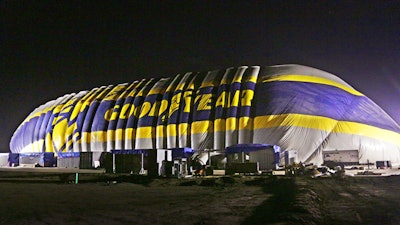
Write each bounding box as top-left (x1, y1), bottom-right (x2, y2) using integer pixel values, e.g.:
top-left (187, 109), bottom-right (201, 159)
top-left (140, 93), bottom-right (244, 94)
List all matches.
top-left (1, 1), bottom-right (399, 152)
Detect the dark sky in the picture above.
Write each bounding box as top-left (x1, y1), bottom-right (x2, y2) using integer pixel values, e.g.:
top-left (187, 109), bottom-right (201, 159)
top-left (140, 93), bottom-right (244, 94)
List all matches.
top-left (1, 1), bottom-right (399, 152)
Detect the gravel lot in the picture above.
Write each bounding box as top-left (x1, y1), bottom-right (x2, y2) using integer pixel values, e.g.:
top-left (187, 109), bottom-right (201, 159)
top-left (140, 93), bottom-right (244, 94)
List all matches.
top-left (1, 172), bottom-right (400, 225)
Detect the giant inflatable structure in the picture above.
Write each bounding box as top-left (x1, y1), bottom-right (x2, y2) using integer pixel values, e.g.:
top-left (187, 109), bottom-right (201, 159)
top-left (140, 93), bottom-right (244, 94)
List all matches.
top-left (10, 65), bottom-right (400, 165)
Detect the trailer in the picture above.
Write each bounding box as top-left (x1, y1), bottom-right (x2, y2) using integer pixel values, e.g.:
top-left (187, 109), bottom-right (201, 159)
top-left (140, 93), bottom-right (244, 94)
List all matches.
top-left (57, 152), bottom-right (80, 168)
top-left (323, 149), bottom-right (359, 167)
top-left (0, 153), bottom-right (9, 167)
top-left (225, 144), bottom-right (281, 174)
top-left (19, 152), bottom-right (56, 167)
top-left (107, 150), bottom-right (147, 174)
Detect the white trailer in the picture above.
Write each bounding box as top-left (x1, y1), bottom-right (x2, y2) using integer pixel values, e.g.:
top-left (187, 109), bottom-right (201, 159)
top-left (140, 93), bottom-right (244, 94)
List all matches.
top-left (323, 149), bottom-right (359, 165)
top-left (0, 153), bottom-right (9, 167)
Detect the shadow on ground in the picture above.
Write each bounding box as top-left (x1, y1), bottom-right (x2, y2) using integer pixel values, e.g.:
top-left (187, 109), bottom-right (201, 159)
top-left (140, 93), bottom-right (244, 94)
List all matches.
top-left (241, 177), bottom-right (313, 225)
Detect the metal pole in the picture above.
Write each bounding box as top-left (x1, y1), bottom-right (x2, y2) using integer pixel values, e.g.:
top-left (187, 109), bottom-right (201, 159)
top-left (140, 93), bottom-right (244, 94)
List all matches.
top-left (112, 153), bottom-right (116, 173)
top-left (208, 150), bottom-right (211, 166)
top-left (139, 153), bottom-right (145, 175)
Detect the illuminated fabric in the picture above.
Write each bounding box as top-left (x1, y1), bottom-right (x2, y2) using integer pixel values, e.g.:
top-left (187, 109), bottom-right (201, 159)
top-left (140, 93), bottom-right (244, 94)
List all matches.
top-left (10, 65), bottom-right (400, 165)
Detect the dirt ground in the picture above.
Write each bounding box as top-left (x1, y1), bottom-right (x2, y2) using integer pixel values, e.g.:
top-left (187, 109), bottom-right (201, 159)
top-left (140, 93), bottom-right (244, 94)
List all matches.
top-left (1, 174), bottom-right (400, 225)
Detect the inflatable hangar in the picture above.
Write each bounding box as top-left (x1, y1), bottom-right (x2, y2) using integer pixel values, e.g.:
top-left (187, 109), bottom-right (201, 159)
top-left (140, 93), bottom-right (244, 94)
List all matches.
top-left (10, 64), bottom-right (400, 166)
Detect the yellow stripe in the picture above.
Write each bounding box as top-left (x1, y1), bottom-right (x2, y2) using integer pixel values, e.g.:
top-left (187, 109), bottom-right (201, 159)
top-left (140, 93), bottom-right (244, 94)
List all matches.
top-left (174, 82), bottom-right (187, 91)
top-left (79, 88), bottom-right (98, 102)
top-left (214, 119), bottom-right (226, 132)
top-left (332, 121), bottom-right (400, 145)
top-left (199, 81), bottom-right (217, 88)
top-left (158, 124), bottom-right (192, 138)
top-left (163, 123), bottom-right (191, 137)
top-left (136, 127), bottom-right (153, 139)
top-left (156, 125), bottom-right (166, 137)
top-left (231, 75), bottom-right (243, 83)
top-left (254, 114), bottom-right (336, 130)
top-left (103, 84), bottom-right (127, 101)
top-left (239, 117), bottom-right (253, 130)
top-left (177, 83), bottom-right (186, 91)
top-left (136, 79), bottom-right (155, 96)
top-left (148, 87), bottom-right (165, 95)
top-left (263, 74), bottom-right (363, 96)
top-left (84, 130), bottom-right (126, 142)
top-left (126, 80), bottom-right (143, 97)
top-left (220, 77), bottom-right (230, 85)
top-left (167, 124), bottom-right (177, 136)
top-left (81, 131), bottom-right (103, 142)
top-left (254, 114), bottom-right (400, 146)
top-left (178, 123), bottom-right (189, 136)
top-left (226, 117), bottom-right (237, 131)
top-left (107, 129), bottom-right (116, 141)
top-left (81, 132), bottom-right (91, 143)
top-left (191, 121), bottom-right (213, 134)
top-left (115, 129), bottom-right (124, 140)
top-left (125, 128), bottom-right (136, 140)
top-left (22, 118), bottom-right (399, 153)
top-left (45, 133), bottom-right (54, 152)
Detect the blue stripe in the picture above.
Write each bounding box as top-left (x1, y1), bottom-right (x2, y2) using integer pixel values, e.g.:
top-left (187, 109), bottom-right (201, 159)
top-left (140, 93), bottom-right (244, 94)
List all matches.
top-left (255, 81), bottom-right (400, 132)
top-left (115, 95), bottom-right (134, 129)
top-left (137, 94), bottom-right (161, 127)
top-left (92, 100), bottom-right (114, 131)
top-left (157, 91), bottom-right (173, 126)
